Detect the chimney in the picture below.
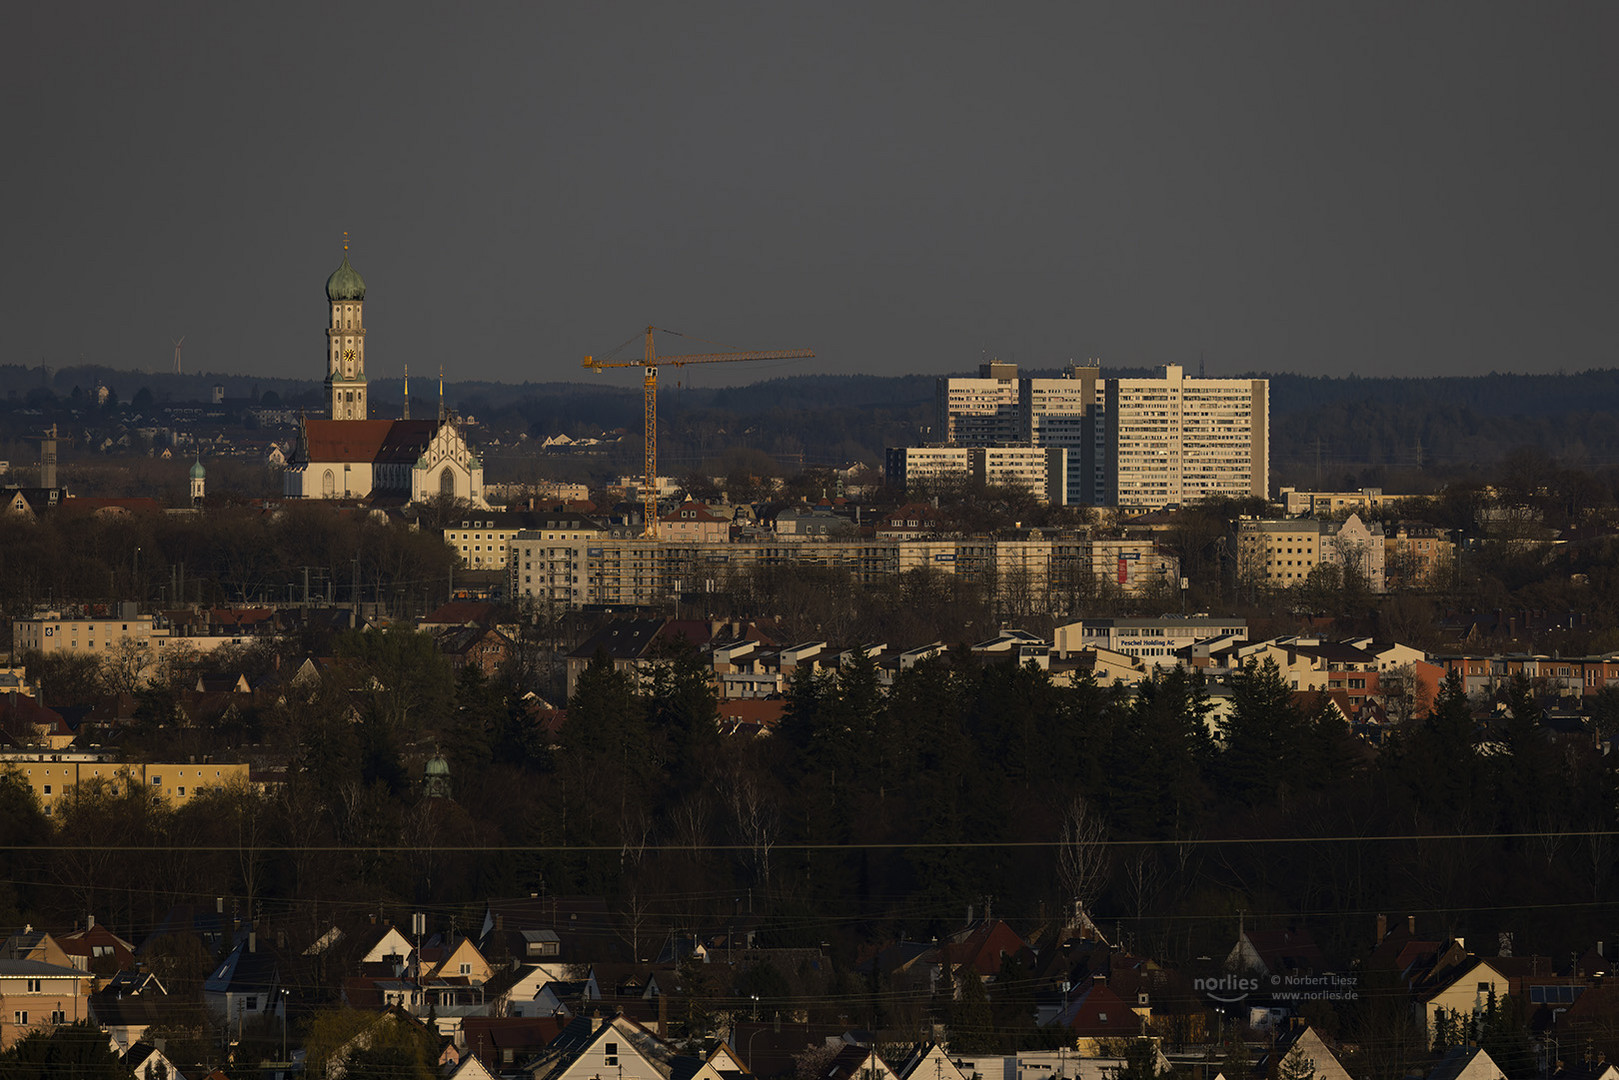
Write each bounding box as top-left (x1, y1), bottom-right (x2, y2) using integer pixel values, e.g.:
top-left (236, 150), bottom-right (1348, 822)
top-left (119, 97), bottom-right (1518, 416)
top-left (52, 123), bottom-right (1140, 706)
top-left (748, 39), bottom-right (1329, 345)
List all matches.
top-left (87, 914), bottom-right (95, 931)
top-left (590, 1011), bottom-right (604, 1032)
top-left (1376, 914), bottom-right (1386, 944)
top-left (1600, 942), bottom-right (1606, 958)
top-left (249, 931), bottom-right (257, 953)
top-left (1408, 915), bottom-right (1416, 935)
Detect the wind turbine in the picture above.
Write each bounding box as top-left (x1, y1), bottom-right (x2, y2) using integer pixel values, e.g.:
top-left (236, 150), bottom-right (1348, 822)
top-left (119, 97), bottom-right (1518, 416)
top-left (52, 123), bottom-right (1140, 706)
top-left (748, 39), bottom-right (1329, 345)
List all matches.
top-left (173, 336), bottom-right (185, 375)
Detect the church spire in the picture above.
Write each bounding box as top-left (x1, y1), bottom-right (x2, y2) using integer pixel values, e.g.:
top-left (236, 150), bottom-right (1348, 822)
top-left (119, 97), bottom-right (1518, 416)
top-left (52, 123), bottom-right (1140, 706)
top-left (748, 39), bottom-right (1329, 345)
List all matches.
top-left (403, 364), bottom-right (410, 420)
top-left (324, 244), bottom-right (368, 419)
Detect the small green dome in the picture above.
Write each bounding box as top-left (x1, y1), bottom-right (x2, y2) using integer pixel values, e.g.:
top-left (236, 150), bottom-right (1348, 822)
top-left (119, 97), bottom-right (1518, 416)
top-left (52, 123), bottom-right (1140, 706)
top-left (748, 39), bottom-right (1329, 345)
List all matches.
top-left (326, 254), bottom-right (367, 301)
top-left (425, 754), bottom-right (450, 777)
top-left (190, 458), bottom-right (205, 479)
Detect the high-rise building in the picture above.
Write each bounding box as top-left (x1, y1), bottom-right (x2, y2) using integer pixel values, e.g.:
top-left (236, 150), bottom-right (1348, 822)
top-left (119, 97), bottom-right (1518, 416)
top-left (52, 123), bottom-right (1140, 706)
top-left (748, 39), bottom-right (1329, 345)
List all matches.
top-left (936, 361), bottom-right (1020, 444)
top-left (1105, 365), bottom-right (1267, 509)
top-left (923, 359), bottom-right (1268, 511)
top-left (1020, 364), bottom-right (1105, 505)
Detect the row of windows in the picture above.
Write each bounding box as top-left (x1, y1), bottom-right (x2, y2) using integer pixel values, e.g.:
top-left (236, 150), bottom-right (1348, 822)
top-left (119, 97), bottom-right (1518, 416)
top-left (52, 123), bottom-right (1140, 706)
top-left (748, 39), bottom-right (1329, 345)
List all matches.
top-left (11, 1010), bottom-right (68, 1025)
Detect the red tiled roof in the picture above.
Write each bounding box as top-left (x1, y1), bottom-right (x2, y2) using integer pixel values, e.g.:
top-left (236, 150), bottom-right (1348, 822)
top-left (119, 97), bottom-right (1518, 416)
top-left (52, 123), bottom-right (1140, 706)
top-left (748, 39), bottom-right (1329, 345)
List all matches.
top-left (375, 420), bottom-right (441, 463)
top-left (718, 700), bottom-right (786, 727)
top-left (301, 419), bottom-right (398, 462)
top-left (1067, 981), bottom-right (1143, 1036)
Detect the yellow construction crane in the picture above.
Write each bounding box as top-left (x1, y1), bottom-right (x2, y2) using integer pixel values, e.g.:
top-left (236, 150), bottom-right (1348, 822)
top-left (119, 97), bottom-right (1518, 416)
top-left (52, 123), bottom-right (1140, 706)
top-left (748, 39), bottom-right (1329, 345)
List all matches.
top-left (583, 326), bottom-right (814, 537)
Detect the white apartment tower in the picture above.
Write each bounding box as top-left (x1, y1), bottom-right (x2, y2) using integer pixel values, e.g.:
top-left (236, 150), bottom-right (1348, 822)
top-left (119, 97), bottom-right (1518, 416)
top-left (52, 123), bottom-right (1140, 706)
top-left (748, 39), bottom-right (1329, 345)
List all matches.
top-left (1106, 365), bottom-right (1267, 509)
top-left (936, 361), bottom-right (1020, 444)
top-left (927, 359), bottom-right (1267, 511)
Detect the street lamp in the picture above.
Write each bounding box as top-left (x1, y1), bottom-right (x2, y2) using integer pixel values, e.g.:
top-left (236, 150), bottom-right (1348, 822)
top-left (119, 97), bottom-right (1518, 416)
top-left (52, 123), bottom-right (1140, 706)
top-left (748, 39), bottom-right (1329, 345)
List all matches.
top-left (747, 1026), bottom-right (766, 1075)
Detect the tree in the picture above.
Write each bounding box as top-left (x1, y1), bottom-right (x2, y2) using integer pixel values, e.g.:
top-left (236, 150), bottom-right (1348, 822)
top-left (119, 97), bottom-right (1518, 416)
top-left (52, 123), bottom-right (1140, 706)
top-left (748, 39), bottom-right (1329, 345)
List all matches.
top-left (336, 630), bottom-right (454, 739)
top-left (1110, 1038), bottom-right (1166, 1080)
top-left (1218, 658), bottom-right (1307, 806)
top-left (0, 1019), bottom-right (133, 1078)
top-left (1057, 795), bottom-right (1109, 928)
top-left (948, 966), bottom-right (995, 1052)
top-left (1279, 1046), bottom-right (1317, 1080)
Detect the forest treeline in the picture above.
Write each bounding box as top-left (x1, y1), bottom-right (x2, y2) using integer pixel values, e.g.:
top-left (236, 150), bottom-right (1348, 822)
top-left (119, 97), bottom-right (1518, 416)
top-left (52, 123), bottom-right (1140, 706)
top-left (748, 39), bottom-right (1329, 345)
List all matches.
top-left (8, 632), bottom-right (1618, 1008)
top-left (9, 363), bottom-right (1619, 479)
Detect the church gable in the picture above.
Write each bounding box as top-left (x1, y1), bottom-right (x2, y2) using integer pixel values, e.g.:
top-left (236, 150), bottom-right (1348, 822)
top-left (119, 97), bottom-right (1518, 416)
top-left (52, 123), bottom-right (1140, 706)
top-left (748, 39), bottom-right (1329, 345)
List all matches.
top-left (418, 422), bottom-right (476, 474)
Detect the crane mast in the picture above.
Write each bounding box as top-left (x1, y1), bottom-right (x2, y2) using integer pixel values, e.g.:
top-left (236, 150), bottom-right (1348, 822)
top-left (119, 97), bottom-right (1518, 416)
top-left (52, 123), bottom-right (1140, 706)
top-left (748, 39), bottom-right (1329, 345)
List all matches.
top-left (584, 326), bottom-right (813, 537)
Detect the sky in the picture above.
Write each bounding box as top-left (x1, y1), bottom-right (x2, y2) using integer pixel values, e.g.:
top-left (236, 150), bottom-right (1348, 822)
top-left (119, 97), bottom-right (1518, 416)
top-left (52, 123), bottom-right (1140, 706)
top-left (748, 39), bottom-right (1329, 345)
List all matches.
top-left (5, 3), bottom-right (1616, 387)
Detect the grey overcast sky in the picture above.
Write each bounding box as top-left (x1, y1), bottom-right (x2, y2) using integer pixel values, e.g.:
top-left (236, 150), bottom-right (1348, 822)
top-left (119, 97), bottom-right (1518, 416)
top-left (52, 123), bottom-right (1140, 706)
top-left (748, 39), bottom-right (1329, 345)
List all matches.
top-left (5, 3), bottom-right (1615, 386)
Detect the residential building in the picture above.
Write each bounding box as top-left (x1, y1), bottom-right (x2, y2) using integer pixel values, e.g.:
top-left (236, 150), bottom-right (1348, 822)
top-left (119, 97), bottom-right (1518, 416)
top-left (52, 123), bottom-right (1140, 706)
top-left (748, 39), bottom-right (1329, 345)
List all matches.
top-left (11, 612), bottom-right (274, 682)
top-left (885, 446), bottom-right (1067, 503)
top-left (885, 446), bottom-right (972, 491)
top-left (1385, 522), bottom-right (1455, 589)
top-left (659, 502), bottom-right (729, 544)
top-left (1278, 486), bottom-right (1421, 517)
top-left (508, 516), bottom-right (612, 607)
top-left (0, 752), bottom-right (250, 817)
top-left (774, 506), bottom-right (850, 540)
top-left (1237, 513), bottom-right (1386, 592)
top-left (13, 612), bottom-right (157, 657)
top-left (444, 511), bottom-right (601, 571)
top-left (936, 362), bottom-right (1266, 510)
top-left (1021, 364), bottom-right (1106, 505)
top-left (975, 446), bottom-right (1068, 504)
top-left (0, 958), bottom-right (92, 1050)
top-left (515, 535), bottom-right (1177, 613)
top-left (937, 361), bottom-right (1021, 444)
top-left (1106, 365), bottom-right (1267, 509)
top-left (525, 1014), bottom-right (673, 1080)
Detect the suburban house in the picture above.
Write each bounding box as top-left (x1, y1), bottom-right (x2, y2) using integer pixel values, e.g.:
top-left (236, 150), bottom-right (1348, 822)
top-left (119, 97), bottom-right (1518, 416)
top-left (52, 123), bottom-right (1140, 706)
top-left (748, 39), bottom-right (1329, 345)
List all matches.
top-left (1429, 1046), bottom-right (1507, 1080)
top-left (524, 1014), bottom-right (673, 1080)
top-left (0, 956), bottom-right (93, 1049)
top-left (1227, 928), bottom-right (1328, 980)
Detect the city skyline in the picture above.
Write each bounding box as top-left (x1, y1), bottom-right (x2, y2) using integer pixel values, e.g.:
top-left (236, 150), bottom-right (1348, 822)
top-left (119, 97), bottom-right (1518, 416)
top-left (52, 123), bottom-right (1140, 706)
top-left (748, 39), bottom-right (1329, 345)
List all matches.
top-left (6, 3), bottom-right (1615, 386)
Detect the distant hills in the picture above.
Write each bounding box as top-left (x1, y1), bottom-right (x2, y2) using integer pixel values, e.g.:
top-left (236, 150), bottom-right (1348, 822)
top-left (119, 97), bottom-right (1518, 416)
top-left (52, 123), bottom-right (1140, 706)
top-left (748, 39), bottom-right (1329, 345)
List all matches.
top-left (3, 362), bottom-right (1615, 483)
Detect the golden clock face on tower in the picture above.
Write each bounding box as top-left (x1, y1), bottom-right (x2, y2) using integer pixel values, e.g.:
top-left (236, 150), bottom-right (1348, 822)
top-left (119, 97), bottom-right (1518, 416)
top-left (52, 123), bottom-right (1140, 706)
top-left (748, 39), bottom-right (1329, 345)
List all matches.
top-left (343, 349), bottom-right (356, 361)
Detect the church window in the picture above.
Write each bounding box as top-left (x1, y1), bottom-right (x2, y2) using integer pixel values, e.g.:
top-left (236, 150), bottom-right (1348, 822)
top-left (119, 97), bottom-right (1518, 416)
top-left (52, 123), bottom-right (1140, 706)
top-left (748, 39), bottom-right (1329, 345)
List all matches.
top-left (322, 470), bottom-right (335, 496)
top-left (440, 467), bottom-right (455, 496)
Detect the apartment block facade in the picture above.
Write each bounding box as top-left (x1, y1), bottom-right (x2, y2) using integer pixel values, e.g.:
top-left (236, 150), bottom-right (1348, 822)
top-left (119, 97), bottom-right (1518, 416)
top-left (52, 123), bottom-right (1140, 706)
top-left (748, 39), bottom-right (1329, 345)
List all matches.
top-left (886, 446), bottom-right (1068, 505)
top-left (510, 535), bottom-right (1177, 612)
top-left (0, 753), bottom-right (251, 818)
top-left (930, 362), bottom-right (1267, 510)
top-left (1105, 365), bottom-right (1268, 509)
top-left (1237, 513), bottom-right (1386, 592)
top-left (935, 361), bottom-right (1020, 443)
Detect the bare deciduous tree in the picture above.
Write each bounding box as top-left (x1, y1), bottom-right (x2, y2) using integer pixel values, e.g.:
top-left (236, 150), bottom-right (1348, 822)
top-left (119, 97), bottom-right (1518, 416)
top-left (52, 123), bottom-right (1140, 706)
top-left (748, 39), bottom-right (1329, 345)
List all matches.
top-left (1057, 796), bottom-right (1109, 929)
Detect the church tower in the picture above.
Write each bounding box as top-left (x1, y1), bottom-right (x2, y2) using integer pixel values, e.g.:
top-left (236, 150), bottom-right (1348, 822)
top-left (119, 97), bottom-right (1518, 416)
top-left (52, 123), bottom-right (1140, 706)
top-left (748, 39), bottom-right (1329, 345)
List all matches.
top-left (325, 246), bottom-right (368, 420)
